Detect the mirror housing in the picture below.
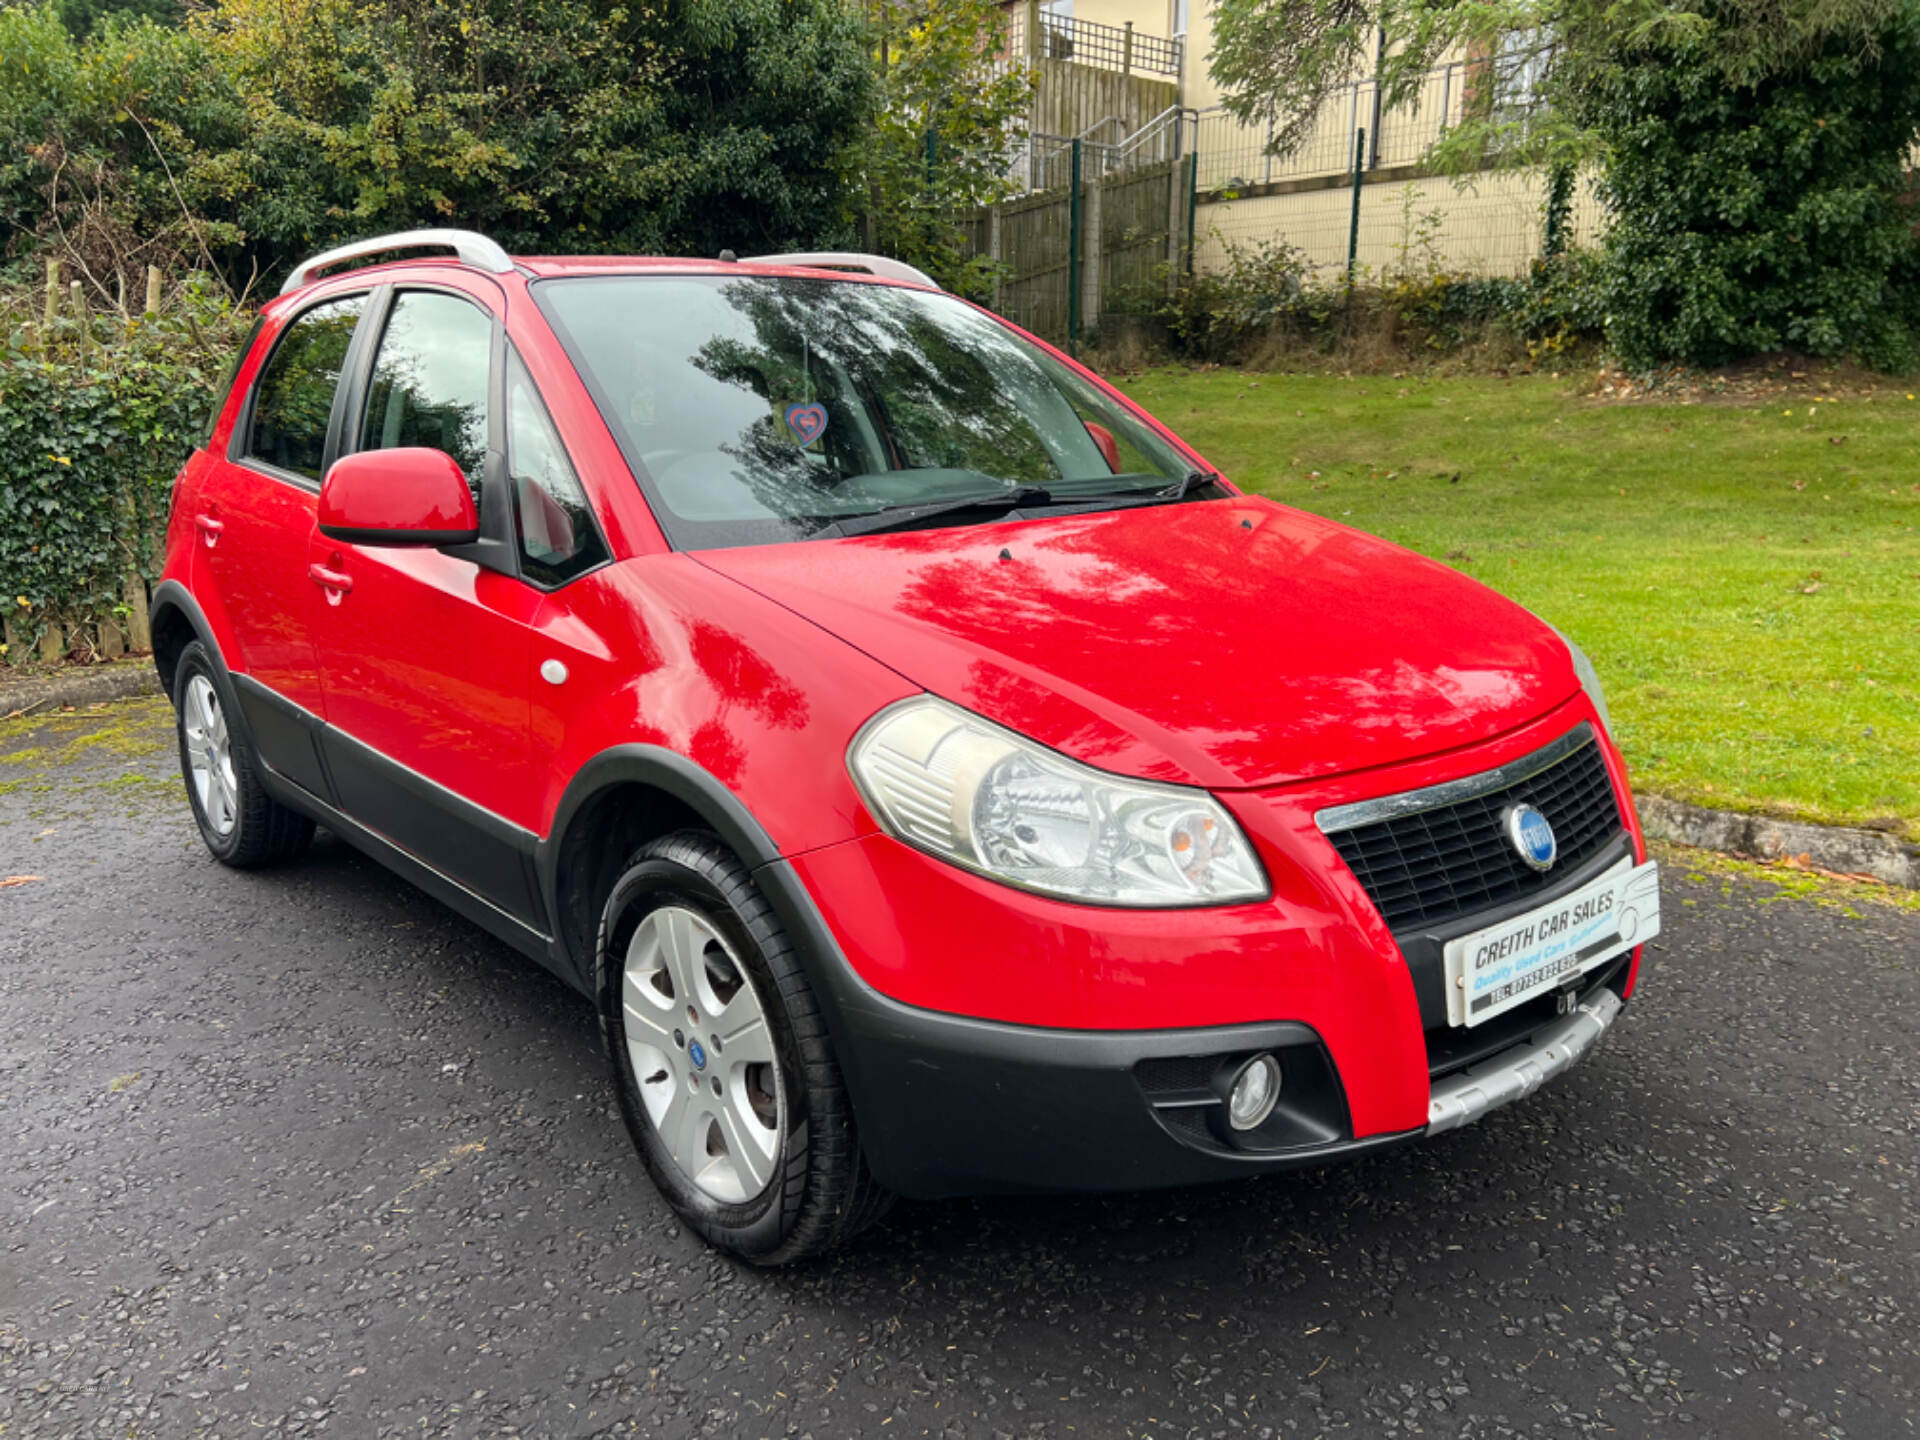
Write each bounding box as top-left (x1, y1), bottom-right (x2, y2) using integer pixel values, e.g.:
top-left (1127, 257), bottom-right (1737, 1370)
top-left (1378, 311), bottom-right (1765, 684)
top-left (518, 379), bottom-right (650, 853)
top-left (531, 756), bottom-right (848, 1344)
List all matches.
top-left (319, 448), bottom-right (480, 546)
top-left (1083, 420), bottom-right (1120, 473)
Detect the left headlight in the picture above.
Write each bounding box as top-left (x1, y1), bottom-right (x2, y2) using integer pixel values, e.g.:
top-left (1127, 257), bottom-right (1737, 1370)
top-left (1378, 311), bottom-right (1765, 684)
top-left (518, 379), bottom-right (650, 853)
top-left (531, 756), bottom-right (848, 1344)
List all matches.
top-left (848, 696), bottom-right (1269, 907)
top-left (1551, 625), bottom-right (1612, 732)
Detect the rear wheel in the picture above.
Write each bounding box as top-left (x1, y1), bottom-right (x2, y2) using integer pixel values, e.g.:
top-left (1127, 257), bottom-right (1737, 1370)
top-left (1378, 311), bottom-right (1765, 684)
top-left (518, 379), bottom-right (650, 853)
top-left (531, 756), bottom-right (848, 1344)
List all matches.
top-left (172, 642), bottom-right (314, 867)
top-left (598, 831), bottom-right (890, 1263)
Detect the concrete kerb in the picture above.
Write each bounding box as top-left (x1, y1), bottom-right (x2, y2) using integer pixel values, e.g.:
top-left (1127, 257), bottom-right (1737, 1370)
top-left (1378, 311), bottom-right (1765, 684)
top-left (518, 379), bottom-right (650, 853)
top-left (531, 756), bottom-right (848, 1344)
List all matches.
top-left (1636, 794), bottom-right (1918, 890)
top-left (0, 659), bottom-right (161, 719)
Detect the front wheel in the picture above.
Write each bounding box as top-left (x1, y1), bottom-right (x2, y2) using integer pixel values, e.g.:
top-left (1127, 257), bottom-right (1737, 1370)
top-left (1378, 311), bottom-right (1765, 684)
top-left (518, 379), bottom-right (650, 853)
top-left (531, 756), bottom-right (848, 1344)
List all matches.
top-left (598, 831), bottom-right (890, 1263)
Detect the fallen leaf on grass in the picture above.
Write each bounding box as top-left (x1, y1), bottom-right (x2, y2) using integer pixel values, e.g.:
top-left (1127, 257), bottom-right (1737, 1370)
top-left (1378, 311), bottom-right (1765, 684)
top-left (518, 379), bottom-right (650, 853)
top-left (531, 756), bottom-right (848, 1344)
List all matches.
top-left (0, 875), bottom-right (44, 889)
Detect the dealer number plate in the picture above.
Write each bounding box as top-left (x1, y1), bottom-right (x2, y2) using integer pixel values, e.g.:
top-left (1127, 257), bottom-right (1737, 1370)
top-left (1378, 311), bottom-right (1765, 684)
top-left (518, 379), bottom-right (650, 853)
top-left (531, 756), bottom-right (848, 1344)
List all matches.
top-left (1443, 858), bottom-right (1661, 1028)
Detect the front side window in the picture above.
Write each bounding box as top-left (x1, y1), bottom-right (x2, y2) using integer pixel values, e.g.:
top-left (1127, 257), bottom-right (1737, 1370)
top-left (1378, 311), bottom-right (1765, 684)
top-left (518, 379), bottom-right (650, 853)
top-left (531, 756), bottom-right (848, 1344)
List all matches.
top-left (534, 275), bottom-right (1192, 550)
top-left (358, 290), bottom-right (493, 503)
top-left (507, 350), bottom-right (609, 586)
top-left (246, 297), bottom-right (365, 480)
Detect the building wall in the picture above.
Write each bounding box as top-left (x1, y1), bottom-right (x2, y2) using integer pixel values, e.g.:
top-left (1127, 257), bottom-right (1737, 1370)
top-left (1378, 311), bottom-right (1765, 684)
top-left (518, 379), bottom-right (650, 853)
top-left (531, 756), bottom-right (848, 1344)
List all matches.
top-left (1194, 168), bottom-right (1605, 281)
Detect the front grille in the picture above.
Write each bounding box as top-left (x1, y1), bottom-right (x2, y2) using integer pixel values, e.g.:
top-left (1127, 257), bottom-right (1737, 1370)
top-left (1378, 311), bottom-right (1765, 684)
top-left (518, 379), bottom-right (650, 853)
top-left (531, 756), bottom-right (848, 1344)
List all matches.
top-left (1322, 730), bottom-right (1623, 932)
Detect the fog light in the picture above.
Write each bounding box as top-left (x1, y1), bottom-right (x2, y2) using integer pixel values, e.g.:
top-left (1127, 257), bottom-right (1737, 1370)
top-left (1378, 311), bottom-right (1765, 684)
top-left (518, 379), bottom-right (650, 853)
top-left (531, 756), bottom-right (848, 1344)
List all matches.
top-left (1227, 1054), bottom-right (1282, 1131)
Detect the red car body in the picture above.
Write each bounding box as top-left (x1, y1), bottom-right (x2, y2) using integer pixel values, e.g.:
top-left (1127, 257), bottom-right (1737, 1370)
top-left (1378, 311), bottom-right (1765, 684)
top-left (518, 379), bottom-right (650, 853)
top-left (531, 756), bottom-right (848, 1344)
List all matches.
top-left (153, 243), bottom-right (1650, 1206)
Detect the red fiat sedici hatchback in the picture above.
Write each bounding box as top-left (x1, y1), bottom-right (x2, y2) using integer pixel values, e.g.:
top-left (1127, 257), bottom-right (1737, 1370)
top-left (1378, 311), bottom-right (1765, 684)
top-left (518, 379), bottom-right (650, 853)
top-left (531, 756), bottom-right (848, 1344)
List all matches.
top-left (155, 229), bottom-right (1661, 1262)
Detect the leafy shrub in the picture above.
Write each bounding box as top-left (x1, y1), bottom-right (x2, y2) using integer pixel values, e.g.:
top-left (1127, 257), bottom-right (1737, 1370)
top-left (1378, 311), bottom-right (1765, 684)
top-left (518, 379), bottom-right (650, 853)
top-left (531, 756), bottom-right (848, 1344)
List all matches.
top-left (0, 275), bottom-right (247, 657)
top-left (1157, 237), bottom-right (1605, 366)
top-left (1582, 14), bottom-right (1920, 371)
top-left (1158, 238), bottom-right (1315, 361)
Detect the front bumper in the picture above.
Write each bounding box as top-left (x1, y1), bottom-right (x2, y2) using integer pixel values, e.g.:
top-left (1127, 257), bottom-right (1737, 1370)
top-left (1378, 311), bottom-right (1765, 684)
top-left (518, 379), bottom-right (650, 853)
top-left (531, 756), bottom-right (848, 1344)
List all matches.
top-left (760, 847), bottom-right (1634, 1198)
top-left (749, 699), bottom-right (1649, 1200)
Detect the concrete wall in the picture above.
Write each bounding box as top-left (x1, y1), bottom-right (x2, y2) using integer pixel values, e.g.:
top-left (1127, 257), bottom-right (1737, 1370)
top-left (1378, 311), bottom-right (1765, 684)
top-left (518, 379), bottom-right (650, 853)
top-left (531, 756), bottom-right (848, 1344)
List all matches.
top-left (1193, 167), bottom-right (1606, 281)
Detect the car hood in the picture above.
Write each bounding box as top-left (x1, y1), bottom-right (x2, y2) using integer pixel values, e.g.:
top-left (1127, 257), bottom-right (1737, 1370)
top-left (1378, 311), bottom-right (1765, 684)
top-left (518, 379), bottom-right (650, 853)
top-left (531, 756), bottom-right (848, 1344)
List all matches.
top-left (694, 496), bottom-right (1581, 791)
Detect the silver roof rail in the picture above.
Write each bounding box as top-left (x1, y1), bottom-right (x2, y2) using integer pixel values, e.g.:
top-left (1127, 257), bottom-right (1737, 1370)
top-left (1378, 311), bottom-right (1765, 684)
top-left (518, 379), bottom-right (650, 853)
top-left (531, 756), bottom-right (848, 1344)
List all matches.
top-left (738, 252), bottom-right (939, 290)
top-left (281, 228), bottom-right (516, 295)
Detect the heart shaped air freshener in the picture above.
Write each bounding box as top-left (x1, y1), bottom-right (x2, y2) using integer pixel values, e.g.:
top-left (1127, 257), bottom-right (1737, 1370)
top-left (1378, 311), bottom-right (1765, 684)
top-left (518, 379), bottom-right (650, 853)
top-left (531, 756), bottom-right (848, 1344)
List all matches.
top-left (784, 401), bottom-right (829, 446)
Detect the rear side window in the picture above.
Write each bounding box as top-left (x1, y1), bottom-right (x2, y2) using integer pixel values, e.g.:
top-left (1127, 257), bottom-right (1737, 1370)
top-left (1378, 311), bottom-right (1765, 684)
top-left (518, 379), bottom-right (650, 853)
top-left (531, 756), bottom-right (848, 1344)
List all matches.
top-left (358, 290), bottom-right (492, 504)
top-left (246, 297), bottom-right (366, 480)
top-left (204, 317), bottom-right (264, 447)
top-left (506, 350), bottom-right (609, 587)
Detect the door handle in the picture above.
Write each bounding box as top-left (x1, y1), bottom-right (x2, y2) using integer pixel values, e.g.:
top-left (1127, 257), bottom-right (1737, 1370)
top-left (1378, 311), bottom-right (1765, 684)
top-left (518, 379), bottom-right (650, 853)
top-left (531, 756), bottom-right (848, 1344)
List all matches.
top-left (195, 514), bottom-right (224, 547)
top-left (307, 562), bottom-right (353, 605)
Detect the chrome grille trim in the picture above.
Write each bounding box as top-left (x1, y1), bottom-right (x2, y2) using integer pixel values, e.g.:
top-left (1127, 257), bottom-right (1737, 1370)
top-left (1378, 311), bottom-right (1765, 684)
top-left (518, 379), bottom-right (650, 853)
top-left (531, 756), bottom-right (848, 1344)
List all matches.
top-left (1314, 722), bottom-right (1597, 837)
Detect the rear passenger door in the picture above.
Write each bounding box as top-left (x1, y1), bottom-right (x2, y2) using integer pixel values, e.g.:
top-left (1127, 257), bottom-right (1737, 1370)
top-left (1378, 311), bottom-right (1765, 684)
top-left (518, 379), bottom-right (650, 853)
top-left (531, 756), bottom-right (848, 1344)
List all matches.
top-left (201, 291), bottom-right (368, 798)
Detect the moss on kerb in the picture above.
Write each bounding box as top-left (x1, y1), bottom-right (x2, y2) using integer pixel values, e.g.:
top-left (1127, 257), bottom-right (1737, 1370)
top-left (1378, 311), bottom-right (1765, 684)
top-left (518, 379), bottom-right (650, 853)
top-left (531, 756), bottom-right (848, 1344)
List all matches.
top-left (1656, 840), bottom-right (1920, 918)
top-left (0, 695), bottom-right (172, 771)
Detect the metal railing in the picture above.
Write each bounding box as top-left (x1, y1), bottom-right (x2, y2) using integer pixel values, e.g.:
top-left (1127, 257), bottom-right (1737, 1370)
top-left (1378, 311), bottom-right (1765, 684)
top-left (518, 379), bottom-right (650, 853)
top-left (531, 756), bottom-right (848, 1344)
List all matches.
top-left (1042, 13), bottom-right (1182, 77)
top-left (1003, 6), bottom-right (1184, 78)
top-left (1187, 61), bottom-right (1477, 192)
top-left (1004, 109), bottom-right (1187, 196)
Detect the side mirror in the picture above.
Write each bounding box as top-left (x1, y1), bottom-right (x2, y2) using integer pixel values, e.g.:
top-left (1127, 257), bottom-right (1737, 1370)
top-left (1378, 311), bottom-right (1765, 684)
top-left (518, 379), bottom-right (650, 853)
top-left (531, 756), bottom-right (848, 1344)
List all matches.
top-left (319, 448), bottom-right (480, 546)
top-left (1084, 421), bottom-right (1120, 473)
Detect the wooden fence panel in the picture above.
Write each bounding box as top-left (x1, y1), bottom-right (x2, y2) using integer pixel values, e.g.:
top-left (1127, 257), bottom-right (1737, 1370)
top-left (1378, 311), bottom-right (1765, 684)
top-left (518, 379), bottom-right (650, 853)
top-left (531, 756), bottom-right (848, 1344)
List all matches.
top-left (1098, 160), bottom-right (1176, 319)
top-left (968, 158), bottom-right (1178, 345)
top-left (980, 187), bottom-right (1074, 343)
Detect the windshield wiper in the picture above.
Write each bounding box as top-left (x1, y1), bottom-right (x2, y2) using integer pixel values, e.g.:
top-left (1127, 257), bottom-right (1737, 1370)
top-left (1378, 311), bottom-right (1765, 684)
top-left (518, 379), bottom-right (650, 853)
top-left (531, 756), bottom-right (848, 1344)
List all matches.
top-left (814, 485), bottom-right (1053, 539)
top-left (1026, 470), bottom-right (1222, 510)
top-left (812, 471), bottom-right (1219, 539)
top-left (1159, 469), bottom-right (1218, 501)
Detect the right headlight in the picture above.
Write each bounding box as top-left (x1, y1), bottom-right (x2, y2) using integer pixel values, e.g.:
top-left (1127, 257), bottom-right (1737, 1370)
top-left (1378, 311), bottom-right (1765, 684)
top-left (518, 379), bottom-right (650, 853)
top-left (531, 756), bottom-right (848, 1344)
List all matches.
top-left (848, 696), bottom-right (1269, 907)
top-left (1550, 626), bottom-right (1612, 732)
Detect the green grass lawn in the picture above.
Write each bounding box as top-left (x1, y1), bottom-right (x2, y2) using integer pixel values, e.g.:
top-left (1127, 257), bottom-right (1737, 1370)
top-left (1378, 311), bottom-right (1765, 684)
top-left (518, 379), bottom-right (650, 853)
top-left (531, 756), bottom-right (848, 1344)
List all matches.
top-left (1122, 369), bottom-right (1920, 840)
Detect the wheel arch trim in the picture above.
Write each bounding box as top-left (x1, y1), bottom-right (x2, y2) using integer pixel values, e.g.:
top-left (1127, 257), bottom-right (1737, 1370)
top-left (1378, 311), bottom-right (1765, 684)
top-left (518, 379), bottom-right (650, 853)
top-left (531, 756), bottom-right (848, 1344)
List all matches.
top-left (538, 746), bottom-right (786, 979)
top-left (149, 579), bottom-right (226, 697)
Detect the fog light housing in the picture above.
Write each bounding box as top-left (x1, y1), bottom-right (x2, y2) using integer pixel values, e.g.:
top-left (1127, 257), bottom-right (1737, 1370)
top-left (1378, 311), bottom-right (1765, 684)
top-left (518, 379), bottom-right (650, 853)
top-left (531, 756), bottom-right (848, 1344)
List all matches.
top-left (1227, 1054), bottom-right (1282, 1131)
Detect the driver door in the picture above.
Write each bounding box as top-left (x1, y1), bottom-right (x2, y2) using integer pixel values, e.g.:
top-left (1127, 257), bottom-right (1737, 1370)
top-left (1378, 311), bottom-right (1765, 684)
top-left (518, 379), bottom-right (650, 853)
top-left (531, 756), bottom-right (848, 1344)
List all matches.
top-left (308, 279), bottom-right (545, 927)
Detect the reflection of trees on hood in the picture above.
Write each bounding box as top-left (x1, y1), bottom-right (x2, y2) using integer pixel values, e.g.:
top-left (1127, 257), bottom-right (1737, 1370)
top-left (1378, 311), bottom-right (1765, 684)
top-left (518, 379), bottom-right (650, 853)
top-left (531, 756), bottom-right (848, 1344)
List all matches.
top-left (691, 279), bottom-right (1065, 505)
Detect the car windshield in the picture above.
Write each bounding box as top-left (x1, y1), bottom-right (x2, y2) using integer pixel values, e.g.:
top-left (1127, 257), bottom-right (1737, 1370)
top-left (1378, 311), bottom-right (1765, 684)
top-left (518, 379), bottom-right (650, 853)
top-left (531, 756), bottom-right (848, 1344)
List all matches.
top-left (532, 274), bottom-right (1195, 549)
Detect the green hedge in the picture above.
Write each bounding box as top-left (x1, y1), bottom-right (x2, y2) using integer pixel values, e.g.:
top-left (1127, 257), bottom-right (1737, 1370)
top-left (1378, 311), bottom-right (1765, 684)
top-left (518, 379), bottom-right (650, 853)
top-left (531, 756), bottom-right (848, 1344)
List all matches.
top-left (0, 273), bottom-right (246, 662)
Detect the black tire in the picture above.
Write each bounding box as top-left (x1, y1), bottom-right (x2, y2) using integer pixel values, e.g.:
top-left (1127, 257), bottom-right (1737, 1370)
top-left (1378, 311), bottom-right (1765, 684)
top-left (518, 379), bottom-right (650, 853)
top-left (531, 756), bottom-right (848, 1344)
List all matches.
top-left (171, 641), bottom-right (314, 868)
top-left (597, 830), bottom-right (891, 1264)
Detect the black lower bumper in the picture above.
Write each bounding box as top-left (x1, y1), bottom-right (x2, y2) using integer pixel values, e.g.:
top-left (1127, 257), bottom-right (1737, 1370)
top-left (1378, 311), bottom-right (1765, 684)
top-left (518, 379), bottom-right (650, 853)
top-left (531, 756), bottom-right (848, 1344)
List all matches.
top-left (831, 987), bottom-right (1422, 1199)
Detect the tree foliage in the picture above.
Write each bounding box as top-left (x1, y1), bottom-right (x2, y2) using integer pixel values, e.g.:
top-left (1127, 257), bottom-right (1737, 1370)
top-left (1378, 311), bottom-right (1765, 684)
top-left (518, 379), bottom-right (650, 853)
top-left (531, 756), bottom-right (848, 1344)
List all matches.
top-left (1592, 12), bottom-right (1920, 368)
top-left (1207, 0), bottom-right (1920, 367)
top-left (0, 0), bottom-right (876, 294)
top-left (859, 0), bottom-right (1033, 295)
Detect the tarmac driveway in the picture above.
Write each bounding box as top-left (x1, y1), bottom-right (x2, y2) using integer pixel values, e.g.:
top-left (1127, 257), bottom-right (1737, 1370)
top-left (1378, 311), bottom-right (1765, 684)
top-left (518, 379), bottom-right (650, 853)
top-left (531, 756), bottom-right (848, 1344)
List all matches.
top-left (3, 697), bottom-right (1917, 1438)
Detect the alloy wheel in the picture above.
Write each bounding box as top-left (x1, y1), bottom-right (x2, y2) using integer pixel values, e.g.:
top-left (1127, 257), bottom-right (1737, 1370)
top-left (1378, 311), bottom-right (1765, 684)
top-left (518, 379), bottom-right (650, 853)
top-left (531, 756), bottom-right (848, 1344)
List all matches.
top-left (183, 674), bottom-right (238, 837)
top-left (620, 905), bottom-right (784, 1204)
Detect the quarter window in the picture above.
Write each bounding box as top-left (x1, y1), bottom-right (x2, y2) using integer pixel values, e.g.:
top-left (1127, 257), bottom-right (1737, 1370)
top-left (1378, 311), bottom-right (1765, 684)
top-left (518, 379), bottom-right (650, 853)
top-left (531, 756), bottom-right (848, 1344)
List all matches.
top-left (358, 291), bottom-right (493, 502)
top-left (246, 297), bottom-right (365, 480)
top-left (507, 351), bottom-right (609, 586)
